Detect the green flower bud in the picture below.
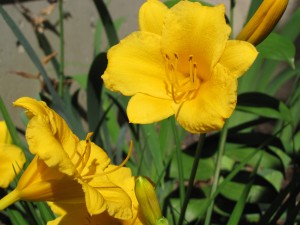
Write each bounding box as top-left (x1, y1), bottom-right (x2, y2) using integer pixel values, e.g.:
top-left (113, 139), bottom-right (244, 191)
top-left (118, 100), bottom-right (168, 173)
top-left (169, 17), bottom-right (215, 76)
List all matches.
top-left (156, 217), bottom-right (169, 225)
top-left (135, 176), bottom-right (166, 225)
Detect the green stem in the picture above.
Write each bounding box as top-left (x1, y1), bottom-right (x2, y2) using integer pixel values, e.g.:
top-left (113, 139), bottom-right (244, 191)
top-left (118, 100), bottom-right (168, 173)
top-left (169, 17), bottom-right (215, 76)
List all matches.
top-left (204, 122), bottom-right (228, 225)
top-left (171, 119), bottom-right (185, 208)
top-left (58, 0), bottom-right (65, 97)
top-left (178, 133), bottom-right (206, 225)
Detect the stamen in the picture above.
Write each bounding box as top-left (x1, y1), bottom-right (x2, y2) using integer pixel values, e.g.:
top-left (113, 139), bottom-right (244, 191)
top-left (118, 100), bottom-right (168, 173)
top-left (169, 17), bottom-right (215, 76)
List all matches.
top-left (165, 53), bottom-right (200, 103)
top-left (77, 133), bottom-right (93, 174)
top-left (82, 141), bottom-right (133, 180)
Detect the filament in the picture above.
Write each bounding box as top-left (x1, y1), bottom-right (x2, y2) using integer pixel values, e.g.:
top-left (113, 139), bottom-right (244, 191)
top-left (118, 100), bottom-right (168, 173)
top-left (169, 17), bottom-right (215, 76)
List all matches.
top-left (82, 141), bottom-right (133, 180)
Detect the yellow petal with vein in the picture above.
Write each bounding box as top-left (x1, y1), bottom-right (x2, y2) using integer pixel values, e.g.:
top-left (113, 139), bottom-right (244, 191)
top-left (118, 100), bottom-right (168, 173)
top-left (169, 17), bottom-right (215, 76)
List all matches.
top-left (81, 182), bottom-right (106, 215)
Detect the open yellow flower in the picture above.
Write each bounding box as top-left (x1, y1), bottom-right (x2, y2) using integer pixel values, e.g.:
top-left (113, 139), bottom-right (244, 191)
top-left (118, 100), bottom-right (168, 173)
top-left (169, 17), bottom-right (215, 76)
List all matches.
top-left (102, 0), bottom-right (258, 133)
top-left (0, 121), bottom-right (26, 188)
top-left (0, 97), bottom-right (134, 221)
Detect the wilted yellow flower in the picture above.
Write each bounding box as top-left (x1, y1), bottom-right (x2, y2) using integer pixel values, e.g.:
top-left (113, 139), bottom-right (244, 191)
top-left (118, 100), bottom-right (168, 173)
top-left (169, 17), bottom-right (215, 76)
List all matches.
top-left (0, 121), bottom-right (26, 188)
top-left (102, 0), bottom-right (257, 134)
top-left (237, 0), bottom-right (288, 45)
top-left (0, 97), bottom-right (134, 221)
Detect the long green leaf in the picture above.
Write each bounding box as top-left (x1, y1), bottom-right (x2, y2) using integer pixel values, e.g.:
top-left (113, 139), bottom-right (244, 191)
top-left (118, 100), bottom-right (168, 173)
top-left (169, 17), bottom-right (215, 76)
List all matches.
top-left (237, 92), bottom-right (293, 123)
top-left (268, 60), bottom-right (300, 94)
top-left (6, 208), bottom-right (31, 225)
top-left (257, 32), bottom-right (295, 68)
top-left (93, 0), bottom-right (119, 47)
top-left (35, 202), bottom-right (55, 223)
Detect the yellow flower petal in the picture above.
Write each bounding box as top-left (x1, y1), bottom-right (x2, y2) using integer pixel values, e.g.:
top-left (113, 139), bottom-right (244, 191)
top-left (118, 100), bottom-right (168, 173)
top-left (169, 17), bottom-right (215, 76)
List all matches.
top-left (78, 140), bottom-right (111, 177)
top-left (26, 116), bottom-right (77, 176)
top-left (139, 0), bottom-right (168, 34)
top-left (127, 93), bottom-right (174, 124)
top-left (161, 2), bottom-right (231, 80)
top-left (176, 66), bottom-right (237, 133)
top-left (102, 32), bottom-right (168, 98)
top-left (17, 157), bottom-right (84, 202)
top-left (48, 202), bottom-right (144, 225)
top-left (13, 97), bottom-right (48, 119)
top-left (0, 121), bottom-right (25, 189)
top-left (218, 40), bottom-right (258, 78)
top-left (80, 182), bottom-right (107, 215)
top-left (14, 97), bottom-right (79, 176)
top-left (0, 144), bottom-right (25, 188)
top-left (0, 121), bottom-right (12, 144)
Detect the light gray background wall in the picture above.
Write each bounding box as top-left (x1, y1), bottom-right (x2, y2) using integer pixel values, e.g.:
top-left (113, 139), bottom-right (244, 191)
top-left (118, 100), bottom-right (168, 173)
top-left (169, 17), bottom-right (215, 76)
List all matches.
top-left (0, 0), bottom-right (298, 127)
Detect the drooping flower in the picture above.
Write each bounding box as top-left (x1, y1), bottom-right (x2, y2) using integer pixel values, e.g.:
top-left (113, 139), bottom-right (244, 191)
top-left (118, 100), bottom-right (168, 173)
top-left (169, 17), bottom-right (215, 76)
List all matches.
top-left (0, 97), bottom-right (135, 221)
top-left (102, 0), bottom-right (258, 134)
top-left (237, 0), bottom-right (289, 45)
top-left (0, 121), bottom-right (26, 188)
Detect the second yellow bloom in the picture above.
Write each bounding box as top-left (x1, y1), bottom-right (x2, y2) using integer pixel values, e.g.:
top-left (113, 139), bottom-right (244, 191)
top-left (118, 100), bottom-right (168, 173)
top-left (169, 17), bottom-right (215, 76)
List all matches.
top-left (102, 0), bottom-right (258, 133)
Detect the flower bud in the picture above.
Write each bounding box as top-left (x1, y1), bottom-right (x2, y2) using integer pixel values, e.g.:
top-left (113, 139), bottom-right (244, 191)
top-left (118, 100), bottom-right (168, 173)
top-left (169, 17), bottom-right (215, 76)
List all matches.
top-left (135, 176), bottom-right (168, 225)
top-left (156, 217), bottom-right (169, 225)
top-left (236, 0), bottom-right (288, 45)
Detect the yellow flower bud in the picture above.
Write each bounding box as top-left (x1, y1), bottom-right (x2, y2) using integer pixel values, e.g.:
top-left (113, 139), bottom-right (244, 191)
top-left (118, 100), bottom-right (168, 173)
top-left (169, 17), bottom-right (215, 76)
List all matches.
top-left (135, 176), bottom-right (167, 225)
top-left (237, 0), bottom-right (288, 45)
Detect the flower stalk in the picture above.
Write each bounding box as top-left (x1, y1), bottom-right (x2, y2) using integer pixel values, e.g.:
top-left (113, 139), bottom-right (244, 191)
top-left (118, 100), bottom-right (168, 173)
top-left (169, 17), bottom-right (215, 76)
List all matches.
top-left (178, 133), bottom-right (206, 225)
top-left (204, 122), bottom-right (228, 225)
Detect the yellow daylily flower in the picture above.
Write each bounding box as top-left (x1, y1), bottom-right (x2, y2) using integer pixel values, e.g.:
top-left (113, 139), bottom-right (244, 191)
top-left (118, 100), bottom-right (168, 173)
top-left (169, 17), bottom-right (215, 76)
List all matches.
top-left (0, 121), bottom-right (26, 188)
top-left (102, 0), bottom-right (258, 134)
top-left (0, 97), bottom-right (134, 221)
top-left (47, 174), bottom-right (145, 225)
top-left (237, 0), bottom-right (289, 45)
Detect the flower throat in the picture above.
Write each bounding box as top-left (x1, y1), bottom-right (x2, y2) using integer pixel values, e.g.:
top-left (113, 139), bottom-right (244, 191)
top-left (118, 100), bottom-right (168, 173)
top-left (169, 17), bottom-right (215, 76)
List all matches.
top-left (165, 53), bottom-right (200, 104)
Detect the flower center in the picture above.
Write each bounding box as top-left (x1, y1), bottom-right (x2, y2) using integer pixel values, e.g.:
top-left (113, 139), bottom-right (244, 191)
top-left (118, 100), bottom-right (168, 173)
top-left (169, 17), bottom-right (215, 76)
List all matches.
top-left (165, 54), bottom-right (201, 104)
